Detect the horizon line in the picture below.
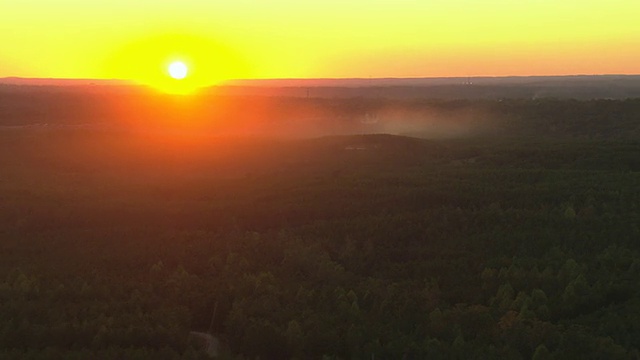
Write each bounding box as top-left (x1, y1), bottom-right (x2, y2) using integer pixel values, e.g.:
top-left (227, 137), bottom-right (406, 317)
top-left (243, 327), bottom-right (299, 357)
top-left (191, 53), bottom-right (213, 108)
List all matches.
top-left (2, 74), bottom-right (640, 91)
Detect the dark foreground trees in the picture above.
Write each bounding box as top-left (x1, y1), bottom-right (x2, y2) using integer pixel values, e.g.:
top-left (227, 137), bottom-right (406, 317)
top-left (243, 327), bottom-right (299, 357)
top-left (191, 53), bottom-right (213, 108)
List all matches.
top-left (2, 98), bottom-right (640, 358)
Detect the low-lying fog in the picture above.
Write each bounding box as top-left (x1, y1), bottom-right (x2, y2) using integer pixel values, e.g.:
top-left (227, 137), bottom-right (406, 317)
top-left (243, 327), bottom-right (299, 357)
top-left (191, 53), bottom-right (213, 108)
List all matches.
top-left (0, 88), bottom-right (498, 139)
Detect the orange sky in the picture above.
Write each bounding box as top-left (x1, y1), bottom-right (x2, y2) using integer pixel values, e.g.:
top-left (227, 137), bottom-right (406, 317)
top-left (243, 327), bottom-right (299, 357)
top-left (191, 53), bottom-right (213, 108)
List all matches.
top-left (1, 0), bottom-right (639, 90)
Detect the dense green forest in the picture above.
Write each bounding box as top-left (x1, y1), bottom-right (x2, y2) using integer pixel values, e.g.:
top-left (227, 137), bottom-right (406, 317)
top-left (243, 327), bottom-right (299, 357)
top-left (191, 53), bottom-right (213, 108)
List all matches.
top-left (1, 93), bottom-right (640, 358)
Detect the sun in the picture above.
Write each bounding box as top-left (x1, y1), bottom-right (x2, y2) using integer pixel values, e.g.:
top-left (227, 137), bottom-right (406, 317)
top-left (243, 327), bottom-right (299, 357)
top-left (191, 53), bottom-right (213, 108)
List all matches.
top-left (104, 33), bottom-right (252, 94)
top-left (168, 61), bottom-right (188, 80)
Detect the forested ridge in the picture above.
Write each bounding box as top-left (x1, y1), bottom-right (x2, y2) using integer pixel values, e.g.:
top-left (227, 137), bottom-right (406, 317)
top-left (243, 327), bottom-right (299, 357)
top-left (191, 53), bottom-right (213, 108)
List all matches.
top-left (1, 96), bottom-right (640, 358)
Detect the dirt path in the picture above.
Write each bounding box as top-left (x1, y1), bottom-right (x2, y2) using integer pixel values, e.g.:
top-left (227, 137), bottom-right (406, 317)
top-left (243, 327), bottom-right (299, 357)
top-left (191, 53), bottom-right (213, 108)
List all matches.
top-left (189, 331), bottom-right (219, 358)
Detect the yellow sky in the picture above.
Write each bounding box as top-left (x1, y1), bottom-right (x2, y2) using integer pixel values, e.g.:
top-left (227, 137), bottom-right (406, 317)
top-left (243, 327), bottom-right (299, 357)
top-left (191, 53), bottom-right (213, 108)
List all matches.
top-left (1, 0), bottom-right (639, 86)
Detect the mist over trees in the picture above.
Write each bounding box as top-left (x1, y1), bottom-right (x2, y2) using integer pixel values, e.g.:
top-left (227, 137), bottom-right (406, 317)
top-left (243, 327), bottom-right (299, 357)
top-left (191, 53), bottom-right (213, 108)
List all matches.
top-left (2, 83), bottom-right (640, 140)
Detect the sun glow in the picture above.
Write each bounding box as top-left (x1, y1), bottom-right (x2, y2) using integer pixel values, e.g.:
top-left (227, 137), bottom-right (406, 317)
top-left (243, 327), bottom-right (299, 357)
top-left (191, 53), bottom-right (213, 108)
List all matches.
top-left (104, 33), bottom-right (250, 95)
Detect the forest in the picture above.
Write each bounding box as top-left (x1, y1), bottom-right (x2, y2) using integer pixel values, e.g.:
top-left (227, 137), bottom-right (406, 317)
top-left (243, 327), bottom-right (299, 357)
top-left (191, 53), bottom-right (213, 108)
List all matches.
top-left (1, 89), bottom-right (640, 358)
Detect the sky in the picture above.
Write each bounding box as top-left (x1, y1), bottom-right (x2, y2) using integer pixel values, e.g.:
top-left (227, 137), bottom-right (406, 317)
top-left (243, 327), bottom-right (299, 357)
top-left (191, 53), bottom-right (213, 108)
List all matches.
top-left (1, 0), bottom-right (639, 88)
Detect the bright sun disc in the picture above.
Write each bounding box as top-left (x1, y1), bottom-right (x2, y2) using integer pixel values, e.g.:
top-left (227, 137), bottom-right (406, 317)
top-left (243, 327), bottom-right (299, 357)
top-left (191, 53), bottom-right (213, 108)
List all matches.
top-left (168, 61), bottom-right (188, 79)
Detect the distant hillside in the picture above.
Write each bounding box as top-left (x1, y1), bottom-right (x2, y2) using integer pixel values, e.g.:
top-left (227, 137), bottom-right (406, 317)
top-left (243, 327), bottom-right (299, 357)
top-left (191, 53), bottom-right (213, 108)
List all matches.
top-left (216, 75), bottom-right (640, 100)
top-left (3, 75), bottom-right (640, 99)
